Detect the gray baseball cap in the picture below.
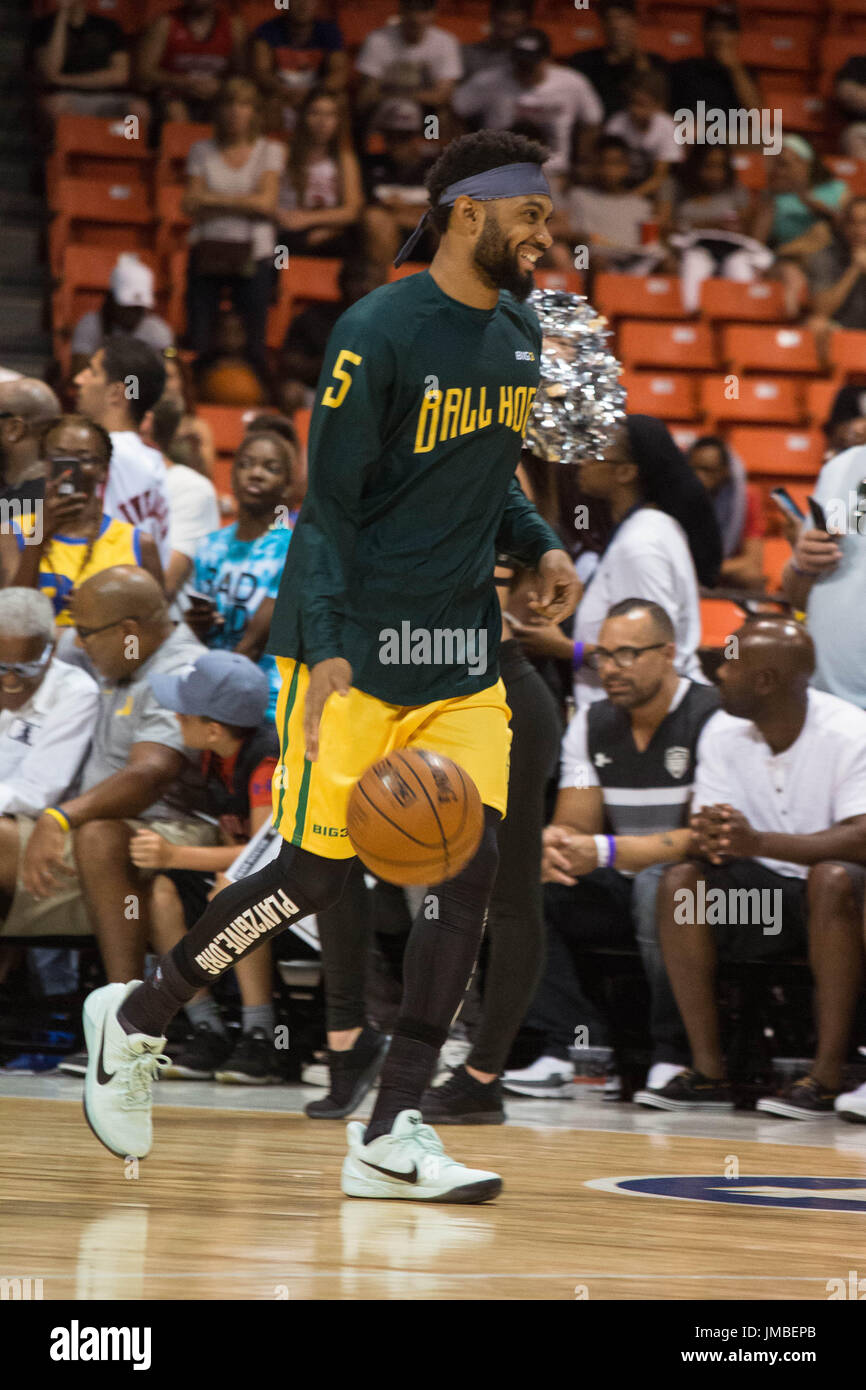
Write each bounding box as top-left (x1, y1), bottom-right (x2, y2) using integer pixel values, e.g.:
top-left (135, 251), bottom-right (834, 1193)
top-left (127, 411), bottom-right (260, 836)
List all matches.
top-left (149, 649), bottom-right (270, 727)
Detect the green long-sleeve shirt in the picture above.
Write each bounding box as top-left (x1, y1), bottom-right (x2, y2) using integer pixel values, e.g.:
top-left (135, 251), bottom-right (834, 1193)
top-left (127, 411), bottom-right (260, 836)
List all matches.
top-left (267, 268), bottom-right (563, 704)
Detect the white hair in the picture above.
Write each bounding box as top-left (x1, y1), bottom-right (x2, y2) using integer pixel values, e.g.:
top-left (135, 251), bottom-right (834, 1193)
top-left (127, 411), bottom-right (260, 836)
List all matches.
top-left (0, 588), bottom-right (56, 642)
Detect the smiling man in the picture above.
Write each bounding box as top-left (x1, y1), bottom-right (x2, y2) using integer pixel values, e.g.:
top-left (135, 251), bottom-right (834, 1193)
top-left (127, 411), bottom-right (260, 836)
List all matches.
top-left (84, 130), bottom-right (580, 1202)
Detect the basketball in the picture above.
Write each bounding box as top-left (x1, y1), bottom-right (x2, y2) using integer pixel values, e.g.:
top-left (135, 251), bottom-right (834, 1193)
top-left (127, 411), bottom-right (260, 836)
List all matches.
top-left (346, 748), bottom-right (484, 886)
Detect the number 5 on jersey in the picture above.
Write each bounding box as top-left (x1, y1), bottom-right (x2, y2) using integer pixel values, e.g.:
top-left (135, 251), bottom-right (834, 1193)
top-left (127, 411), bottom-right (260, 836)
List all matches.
top-left (322, 349), bottom-right (363, 409)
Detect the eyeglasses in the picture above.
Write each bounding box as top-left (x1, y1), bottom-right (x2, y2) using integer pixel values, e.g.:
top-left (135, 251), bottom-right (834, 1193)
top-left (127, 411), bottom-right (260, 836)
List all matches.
top-left (587, 643), bottom-right (667, 671)
top-left (74, 612), bottom-right (155, 641)
top-left (0, 640), bottom-right (53, 679)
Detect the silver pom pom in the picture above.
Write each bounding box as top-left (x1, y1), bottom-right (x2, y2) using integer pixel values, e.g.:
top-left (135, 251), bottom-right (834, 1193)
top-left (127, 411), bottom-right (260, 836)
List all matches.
top-left (524, 288), bottom-right (625, 465)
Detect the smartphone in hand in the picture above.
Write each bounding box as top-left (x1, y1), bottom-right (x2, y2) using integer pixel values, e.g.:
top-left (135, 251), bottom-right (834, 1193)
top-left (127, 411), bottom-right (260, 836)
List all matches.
top-left (770, 487), bottom-right (805, 527)
top-left (50, 455), bottom-right (87, 497)
top-left (807, 495), bottom-right (828, 532)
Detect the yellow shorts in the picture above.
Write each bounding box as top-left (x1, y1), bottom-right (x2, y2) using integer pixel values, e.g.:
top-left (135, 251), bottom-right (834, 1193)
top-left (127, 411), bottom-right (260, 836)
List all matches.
top-left (272, 658), bottom-right (512, 857)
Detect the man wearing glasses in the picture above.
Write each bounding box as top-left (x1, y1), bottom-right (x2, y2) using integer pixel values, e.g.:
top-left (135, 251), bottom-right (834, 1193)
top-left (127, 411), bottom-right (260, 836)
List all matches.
top-left (0, 378), bottom-right (62, 506)
top-left (0, 566), bottom-right (217, 1003)
top-left (503, 597), bottom-right (719, 1102)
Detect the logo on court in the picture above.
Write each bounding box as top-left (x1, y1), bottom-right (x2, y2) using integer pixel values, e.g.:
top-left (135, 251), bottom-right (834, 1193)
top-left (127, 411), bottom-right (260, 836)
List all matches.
top-left (585, 1175), bottom-right (866, 1213)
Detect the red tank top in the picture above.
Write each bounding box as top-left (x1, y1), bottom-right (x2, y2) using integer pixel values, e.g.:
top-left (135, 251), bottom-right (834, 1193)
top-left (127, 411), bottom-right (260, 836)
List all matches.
top-left (163, 7), bottom-right (234, 77)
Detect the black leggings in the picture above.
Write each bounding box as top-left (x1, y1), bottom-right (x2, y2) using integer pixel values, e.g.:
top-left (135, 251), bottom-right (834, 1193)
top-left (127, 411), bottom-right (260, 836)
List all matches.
top-left (311, 641), bottom-right (561, 1071)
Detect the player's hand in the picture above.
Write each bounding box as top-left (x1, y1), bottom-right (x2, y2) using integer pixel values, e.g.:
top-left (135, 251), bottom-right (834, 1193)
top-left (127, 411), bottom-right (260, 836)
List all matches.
top-left (22, 813), bottom-right (77, 900)
top-left (304, 657), bottom-right (352, 762)
top-left (527, 549), bottom-right (580, 623)
top-left (129, 829), bottom-right (175, 870)
top-left (792, 526), bottom-right (841, 577)
top-left (507, 612), bottom-right (574, 660)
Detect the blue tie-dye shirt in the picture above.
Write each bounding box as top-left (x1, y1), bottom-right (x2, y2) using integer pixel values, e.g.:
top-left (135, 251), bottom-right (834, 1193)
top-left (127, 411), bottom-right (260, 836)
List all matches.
top-left (192, 522), bottom-right (291, 718)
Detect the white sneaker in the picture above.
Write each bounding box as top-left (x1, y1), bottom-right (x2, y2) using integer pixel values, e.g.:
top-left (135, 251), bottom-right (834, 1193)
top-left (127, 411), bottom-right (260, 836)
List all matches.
top-left (433, 1035), bottom-right (472, 1084)
top-left (645, 1062), bottom-right (687, 1092)
top-left (501, 1055), bottom-right (575, 1098)
top-left (835, 1081), bottom-right (866, 1123)
top-left (340, 1109), bottom-right (501, 1203)
top-left (83, 982), bottom-right (169, 1159)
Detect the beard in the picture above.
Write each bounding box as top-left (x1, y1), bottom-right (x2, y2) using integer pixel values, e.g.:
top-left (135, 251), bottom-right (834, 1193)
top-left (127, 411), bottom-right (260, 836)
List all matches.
top-left (472, 213), bottom-right (534, 301)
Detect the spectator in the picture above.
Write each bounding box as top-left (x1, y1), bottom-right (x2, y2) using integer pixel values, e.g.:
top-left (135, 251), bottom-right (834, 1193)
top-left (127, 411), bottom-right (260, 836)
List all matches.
top-left (669, 3), bottom-right (760, 120)
top-left (641, 617), bottom-right (866, 1119)
top-left (69, 254), bottom-right (175, 380)
top-left (0, 378), bottom-right (61, 504)
top-left (605, 71), bottom-right (682, 201)
top-left (782, 440), bottom-right (866, 708)
top-left (0, 588), bottom-right (98, 821)
top-left (511, 416), bottom-right (721, 708)
top-left (666, 145), bottom-right (771, 312)
top-left (149, 398), bottom-right (219, 604)
top-left (823, 384), bottom-right (866, 458)
top-left (833, 50), bottom-right (866, 161)
top-left (187, 430), bottom-right (293, 718)
top-left (356, 0), bottom-right (462, 123)
top-left (462, 0), bottom-right (534, 82)
top-left (156, 349), bottom-right (216, 480)
top-left (0, 415), bottom-right (164, 625)
top-left (807, 198), bottom-right (866, 344)
top-left (251, 0), bottom-right (346, 135)
top-left (194, 310), bottom-right (272, 407)
top-left (360, 100), bottom-right (437, 268)
top-left (74, 336), bottom-right (171, 569)
top-left (750, 139), bottom-right (849, 318)
top-left (280, 258), bottom-right (386, 413)
top-left (686, 437), bottom-right (764, 591)
top-left (32, 0), bottom-right (148, 124)
top-left (503, 599), bottom-right (718, 1100)
top-left (570, 0), bottom-right (669, 121)
top-left (276, 86), bottom-right (364, 260)
top-left (130, 650), bottom-right (284, 1084)
top-left (245, 413), bottom-right (306, 526)
top-left (0, 568), bottom-right (218, 987)
top-left (138, 0), bottom-right (246, 126)
top-left (453, 29), bottom-right (602, 180)
top-left (549, 135), bottom-right (658, 275)
top-left (183, 78), bottom-right (286, 374)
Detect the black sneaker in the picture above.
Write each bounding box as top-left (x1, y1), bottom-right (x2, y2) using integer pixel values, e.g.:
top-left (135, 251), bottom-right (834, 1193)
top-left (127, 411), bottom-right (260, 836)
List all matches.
top-left (633, 1067), bottom-right (734, 1111)
top-left (756, 1074), bottom-right (838, 1119)
top-left (162, 1023), bottom-right (233, 1080)
top-left (215, 1027), bottom-right (285, 1085)
top-left (304, 1027), bottom-right (389, 1119)
top-left (420, 1066), bottom-right (505, 1125)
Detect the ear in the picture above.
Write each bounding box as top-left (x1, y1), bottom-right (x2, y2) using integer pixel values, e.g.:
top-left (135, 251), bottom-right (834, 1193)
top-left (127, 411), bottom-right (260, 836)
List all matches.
top-left (614, 460), bottom-right (639, 488)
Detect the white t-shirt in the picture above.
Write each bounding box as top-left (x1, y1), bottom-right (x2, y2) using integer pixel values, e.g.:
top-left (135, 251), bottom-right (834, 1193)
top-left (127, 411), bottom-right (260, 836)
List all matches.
top-left (453, 64), bottom-right (603, 173)
top-left (187, 137), bottom-right (287, 262)
top-left (0, 657), bottom-right (99, 817)
top-left (693, 690), bottom-right (866, 879)
top-left (605, 110), bottom-right (683, 166)
top-left (166, 464), bottom-right (220, 561)
top-left (573, 508), bottom-right (704, 707)
top-left (356, 22), bottom-right (463, 84)
top-left (807, 443), bottom-right (866, 707)
top-left (106, 431), bottom-right (171, 568)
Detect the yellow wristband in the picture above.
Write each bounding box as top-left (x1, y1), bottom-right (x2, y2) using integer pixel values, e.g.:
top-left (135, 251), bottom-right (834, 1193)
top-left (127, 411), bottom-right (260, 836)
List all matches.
top-left (43, 806), bottom-right (71, 833)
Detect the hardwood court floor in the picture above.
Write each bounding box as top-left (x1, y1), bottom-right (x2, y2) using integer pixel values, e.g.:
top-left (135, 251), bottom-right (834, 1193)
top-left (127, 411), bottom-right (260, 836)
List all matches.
top-left (3, 1091), bottom-right (866, 1299)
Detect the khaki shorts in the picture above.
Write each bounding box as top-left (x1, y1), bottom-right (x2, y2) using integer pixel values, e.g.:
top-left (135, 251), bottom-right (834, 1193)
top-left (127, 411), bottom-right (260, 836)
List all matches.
top-left (0, 816), bottom-right (220, 939)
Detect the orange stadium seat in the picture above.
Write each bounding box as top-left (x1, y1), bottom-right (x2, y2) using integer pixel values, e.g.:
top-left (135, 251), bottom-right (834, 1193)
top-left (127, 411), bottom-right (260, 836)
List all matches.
top-left (534, 269), bottom-right (585, 294)
top-left (830, 0), bottom-right (866, 16)
top-left (670, 424), bottom-right (699, 453)
top-left (49, 178), bottom-right (154, 276)
top-left (156, 122), bottom-right (213, 187)
top-left (337, 5), bottom-right (399, 49)
top-left (51, 114), bottom-right (152, 189)
top-left (805, 379), bottom-right (840, 428)
top-left (825, 156), bottom-right (866, 195)
top-left (155, 183), bottom-right (191, 261)
top-left (727, 426), bottom-right (824, 479)
top-left (701, 375), bottom-right (803, 427)
top-left (267, 257), bottom-right (343, 352)
top-left (740, 0), bottom-right (826, 12)
top-left (547, 14), bottom-right (604, 56)
top-left (763, 93), bottom-right (828, 135)
top-left (722, 325), bottom-right (821, 374)
top-left (52, 244), bottom-right (159, 339)
top-left (595, 274), bottom-right (686, 321)
top-left (700, 599), bottom-right (745, 651)
top-left (621, 370), bottom-right (700, 420)
top-left (828, 329), bottom-right (866, 378)
top-left (699, 279), bottom-right (787, 323)
top-left (731, 152), bottom-right (767, 191)
top-left (437, 14), bottom-right (488, 44)
top-left (762, 536), bottom-right (793, 592)
top-left (620, 319), bottom-right (716, 371)
top-left (744, 30), bottom-right (812, 73)
top-left (638, 24), bottom-right (702, 61)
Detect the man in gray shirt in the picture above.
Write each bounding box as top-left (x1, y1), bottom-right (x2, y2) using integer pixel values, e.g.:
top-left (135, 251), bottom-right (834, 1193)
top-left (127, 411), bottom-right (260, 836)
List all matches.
top-left (2, 567), bottom-right (218, 982)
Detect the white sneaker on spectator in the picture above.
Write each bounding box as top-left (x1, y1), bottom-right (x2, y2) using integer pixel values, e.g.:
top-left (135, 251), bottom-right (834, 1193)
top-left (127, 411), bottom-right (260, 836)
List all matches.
top-left (501, 1055), bottom-right (575, 1098)
top-left (645, 1062), bottom-right (686, 1092)
top-left (835, 1081), bottom-right (866, 1123)
top-left (433, 1035), bottom-right (472, 1084)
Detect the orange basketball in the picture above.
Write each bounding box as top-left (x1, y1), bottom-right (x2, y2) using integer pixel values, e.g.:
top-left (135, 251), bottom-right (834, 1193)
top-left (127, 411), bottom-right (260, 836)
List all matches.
top-left (346, 748), bottom-right (484, 886)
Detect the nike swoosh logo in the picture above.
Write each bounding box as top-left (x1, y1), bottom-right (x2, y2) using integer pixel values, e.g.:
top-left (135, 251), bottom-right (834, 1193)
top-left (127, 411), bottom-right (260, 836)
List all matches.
top-left (96, 1020), bottom-right (115, 1086)
top-left (361, 1159), bottom-right (418, 1184)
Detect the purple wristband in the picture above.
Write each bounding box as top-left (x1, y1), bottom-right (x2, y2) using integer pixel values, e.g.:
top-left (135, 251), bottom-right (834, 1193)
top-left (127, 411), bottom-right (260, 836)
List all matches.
top-left (573, 640), bottom-right (584, 671)
top-left (606, 835), bottom-right (617, 868)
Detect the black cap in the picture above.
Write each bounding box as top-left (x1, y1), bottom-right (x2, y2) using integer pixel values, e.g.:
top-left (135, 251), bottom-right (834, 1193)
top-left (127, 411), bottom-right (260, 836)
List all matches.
top-left (511, 27), bottom-right (551, 63)
top-left (704, 4), bottom-right (740, 31)
top-left (825, 385), bottom-right (866, 437)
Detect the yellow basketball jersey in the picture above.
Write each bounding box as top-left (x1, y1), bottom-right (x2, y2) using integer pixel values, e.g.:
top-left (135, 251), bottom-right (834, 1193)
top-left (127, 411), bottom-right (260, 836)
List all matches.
top-left (14, 514), bottom-right (142, 626)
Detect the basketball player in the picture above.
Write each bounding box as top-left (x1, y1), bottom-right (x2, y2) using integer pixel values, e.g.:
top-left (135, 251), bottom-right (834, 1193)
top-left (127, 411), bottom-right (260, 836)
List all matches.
top-left (81, 130), bottom-right (579, 1202)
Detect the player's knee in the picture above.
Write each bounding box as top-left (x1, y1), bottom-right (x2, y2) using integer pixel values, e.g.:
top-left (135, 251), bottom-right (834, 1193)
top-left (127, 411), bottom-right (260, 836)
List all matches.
top-left (275, 840), bottom-right (353, 912)
top-left (440, 809), bottom-right (500, 902)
